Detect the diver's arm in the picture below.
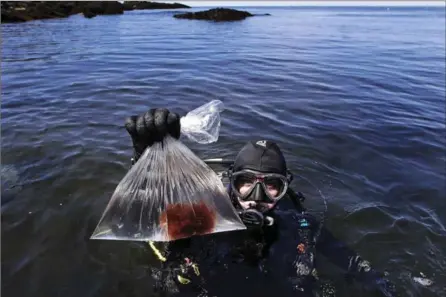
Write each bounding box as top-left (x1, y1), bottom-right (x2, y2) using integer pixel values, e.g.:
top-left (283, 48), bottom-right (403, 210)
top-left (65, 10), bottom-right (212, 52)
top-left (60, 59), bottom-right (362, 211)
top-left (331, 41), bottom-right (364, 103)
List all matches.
top-left (316, 226), bottom-right (397, 297)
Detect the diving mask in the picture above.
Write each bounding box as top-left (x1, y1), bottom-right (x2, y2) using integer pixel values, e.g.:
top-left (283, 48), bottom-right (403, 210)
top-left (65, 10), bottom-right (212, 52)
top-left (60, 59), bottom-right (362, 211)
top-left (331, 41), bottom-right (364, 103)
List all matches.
top-left (230, 169), bottom-right (290, 203)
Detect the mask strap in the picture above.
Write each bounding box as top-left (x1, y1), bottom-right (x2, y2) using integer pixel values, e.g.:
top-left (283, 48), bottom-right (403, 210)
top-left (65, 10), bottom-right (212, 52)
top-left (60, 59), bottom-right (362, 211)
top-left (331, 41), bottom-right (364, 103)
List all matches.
top-left (286, 169), bottom-right (294, 183)
top-left (226, 164), bottom-right (234, 178)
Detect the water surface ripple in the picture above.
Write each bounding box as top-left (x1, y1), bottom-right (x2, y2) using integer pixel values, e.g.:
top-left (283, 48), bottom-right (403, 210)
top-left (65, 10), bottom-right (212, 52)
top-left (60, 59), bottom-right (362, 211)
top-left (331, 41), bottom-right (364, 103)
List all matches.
top-left (2, 6), bottom-right (445, 297)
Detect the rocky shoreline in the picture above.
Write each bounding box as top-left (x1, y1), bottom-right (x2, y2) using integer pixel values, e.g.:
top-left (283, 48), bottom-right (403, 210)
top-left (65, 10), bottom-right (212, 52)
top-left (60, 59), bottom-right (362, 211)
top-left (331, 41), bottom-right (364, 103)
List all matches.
top-left (1, 1), bottom-right (191, 23)
top-left (1, 3), bottom-right (270, 24)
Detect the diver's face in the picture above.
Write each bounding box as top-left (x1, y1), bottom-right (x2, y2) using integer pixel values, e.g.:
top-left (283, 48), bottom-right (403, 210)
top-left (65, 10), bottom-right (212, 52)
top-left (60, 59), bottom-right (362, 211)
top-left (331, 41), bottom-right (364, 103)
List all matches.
top-left (238, 183), bottom-right (280, 198)
top-left (236, 182), bottom-right (280, 212)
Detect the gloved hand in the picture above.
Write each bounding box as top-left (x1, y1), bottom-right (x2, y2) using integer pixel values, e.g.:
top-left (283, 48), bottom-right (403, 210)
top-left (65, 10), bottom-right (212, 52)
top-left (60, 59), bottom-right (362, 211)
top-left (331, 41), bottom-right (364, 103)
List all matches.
top-left (125, 108), bottom-right (181, 163)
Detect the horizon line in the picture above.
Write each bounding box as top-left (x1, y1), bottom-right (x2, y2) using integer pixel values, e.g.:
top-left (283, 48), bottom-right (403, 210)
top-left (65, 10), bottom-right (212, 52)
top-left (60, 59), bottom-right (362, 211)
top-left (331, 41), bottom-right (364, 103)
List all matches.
top-left (163, 1), bottom-right (445, 7)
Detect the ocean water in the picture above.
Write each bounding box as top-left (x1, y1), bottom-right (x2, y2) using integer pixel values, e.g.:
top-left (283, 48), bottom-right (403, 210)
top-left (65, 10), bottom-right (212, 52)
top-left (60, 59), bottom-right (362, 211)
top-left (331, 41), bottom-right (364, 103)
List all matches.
top-left (1, 6), bottom-right (445, 297)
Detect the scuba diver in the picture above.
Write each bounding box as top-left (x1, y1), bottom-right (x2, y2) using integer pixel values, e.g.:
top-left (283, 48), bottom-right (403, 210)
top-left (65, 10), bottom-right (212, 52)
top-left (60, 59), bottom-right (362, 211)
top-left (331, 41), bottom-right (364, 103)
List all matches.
top-left (125, 108), bottom-right (397, 297)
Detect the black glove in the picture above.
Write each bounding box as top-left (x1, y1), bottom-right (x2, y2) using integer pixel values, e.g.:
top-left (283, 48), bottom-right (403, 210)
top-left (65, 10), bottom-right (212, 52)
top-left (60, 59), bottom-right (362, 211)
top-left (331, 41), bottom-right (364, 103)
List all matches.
top-left (125, 108), bottom-right (181, 163)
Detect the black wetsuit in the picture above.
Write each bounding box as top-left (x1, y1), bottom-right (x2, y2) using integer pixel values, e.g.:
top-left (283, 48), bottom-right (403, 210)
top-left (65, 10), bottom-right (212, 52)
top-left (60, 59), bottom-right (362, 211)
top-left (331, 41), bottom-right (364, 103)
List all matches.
top-left (148, 192), bottom-right (394, 297)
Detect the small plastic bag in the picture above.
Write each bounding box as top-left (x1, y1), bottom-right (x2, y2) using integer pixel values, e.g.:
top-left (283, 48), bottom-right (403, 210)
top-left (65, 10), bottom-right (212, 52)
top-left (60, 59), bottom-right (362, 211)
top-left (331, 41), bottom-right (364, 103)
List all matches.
top-left (90, 100), bottom-right (246, 242)
top-left (180, 100), bottom-right (225, 144)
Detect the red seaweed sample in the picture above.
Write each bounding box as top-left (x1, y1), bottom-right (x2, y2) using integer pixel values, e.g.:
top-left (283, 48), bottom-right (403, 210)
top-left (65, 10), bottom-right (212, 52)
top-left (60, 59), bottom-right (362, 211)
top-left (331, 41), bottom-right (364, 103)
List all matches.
top-left (160, 202), bottom-right (217, 240)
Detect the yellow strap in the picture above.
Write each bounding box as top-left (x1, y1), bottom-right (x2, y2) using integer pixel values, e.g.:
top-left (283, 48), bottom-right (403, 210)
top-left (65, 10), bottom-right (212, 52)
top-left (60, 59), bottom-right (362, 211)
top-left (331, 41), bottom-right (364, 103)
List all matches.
top-left (148, 241), bottom-right (167, 262)
top-left (177, 275), bottom-right (191, 284)
top-left (192, 263), bottom-right (200, 276)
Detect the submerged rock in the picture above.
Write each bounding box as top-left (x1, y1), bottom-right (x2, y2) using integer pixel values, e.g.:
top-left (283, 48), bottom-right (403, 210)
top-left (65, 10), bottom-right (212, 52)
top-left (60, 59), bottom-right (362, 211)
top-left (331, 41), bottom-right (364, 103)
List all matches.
top-left (174, 8), bottom-right (255, 22)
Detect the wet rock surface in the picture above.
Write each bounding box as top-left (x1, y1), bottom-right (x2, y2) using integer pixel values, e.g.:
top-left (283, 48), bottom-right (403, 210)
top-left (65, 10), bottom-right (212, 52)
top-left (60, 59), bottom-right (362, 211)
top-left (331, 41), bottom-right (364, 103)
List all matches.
top-left (174, 8), bottom-right (257, 22)
top-left (1, 1), bottom-right (190, 23)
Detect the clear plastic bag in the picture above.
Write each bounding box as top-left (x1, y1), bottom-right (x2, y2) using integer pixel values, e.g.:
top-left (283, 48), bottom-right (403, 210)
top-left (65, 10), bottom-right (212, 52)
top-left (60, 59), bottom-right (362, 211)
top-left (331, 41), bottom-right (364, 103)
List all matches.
top-left (180, 100), bottom-right (225, 144)
top-left (90, 100), bottom-right (246, 242)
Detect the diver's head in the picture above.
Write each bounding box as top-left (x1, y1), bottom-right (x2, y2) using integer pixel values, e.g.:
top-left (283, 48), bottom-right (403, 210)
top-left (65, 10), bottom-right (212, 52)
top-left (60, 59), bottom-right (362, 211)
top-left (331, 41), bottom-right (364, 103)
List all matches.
top-left (230, 140), bottom-right (292, 214)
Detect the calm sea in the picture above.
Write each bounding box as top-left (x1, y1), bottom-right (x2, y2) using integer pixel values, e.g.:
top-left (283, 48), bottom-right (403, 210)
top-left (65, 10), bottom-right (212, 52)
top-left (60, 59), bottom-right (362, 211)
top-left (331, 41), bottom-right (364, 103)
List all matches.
top-left (2, 5), bottom-right (445, 297)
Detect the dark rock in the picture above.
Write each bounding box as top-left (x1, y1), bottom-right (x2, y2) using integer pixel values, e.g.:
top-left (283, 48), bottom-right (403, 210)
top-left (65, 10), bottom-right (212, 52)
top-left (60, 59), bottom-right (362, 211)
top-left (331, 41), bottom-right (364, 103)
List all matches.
top-left (1, 9), bottom-right (31, 23)
top-left (102, 2), bottom-right (125, 14)
top-left (1, 1), bottom-right (186, 23)
top-left (81, 2), bottom-right (124, 18)
top-left (123, 1), bottom-right (190, 11)
top-left (82, 3), bottom-right (104, 18)
top-left (57, 2), bottom-right (78, 14)
top-left (83, 10), bottom-right (96, 19)
top-left (1, 1), bottom-right (83, 22)
top-left (173, 8), bottom-right (254, 22)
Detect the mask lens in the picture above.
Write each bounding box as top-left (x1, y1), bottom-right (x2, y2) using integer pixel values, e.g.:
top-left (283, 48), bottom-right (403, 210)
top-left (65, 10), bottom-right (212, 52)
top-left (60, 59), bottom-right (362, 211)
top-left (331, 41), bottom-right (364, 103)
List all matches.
top-left (233, 173), bottom-right (257, 198)
top-left (264, 176), bottom-right (284, 192)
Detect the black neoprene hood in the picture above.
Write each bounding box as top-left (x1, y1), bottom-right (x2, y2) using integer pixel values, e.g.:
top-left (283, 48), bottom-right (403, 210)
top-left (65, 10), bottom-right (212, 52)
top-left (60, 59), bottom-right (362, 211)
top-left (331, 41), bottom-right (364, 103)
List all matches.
top-left (233, 140), bottom-right (287, 175)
